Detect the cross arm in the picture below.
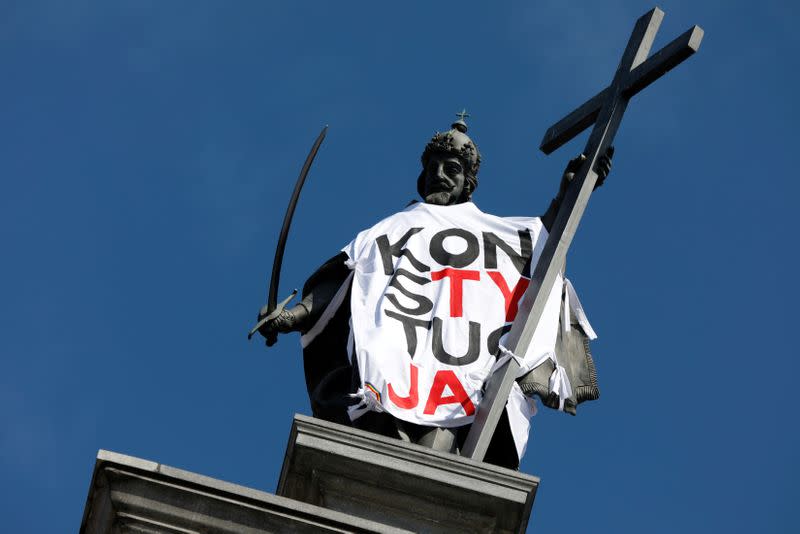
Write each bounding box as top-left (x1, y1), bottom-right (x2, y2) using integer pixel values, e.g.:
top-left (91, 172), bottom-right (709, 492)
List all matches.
top-left (539, 87), bottom-right (609, 155)
top-left (623, 25), bottom-right (704, 98)
top-left (539, 24), bottom-right (703, 155)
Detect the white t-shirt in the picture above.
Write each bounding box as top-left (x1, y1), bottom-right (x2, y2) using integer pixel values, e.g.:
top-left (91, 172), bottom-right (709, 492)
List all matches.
top-left (342, 201), bottom-right (563, 429)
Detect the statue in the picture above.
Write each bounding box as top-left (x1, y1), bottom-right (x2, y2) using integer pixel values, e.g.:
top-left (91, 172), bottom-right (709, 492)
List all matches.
top-left (255, 113), bottom-right (612, 469)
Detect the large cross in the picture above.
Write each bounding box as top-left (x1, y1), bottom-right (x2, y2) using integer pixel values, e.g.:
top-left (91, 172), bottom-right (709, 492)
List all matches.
top-left (462, 7), bottom-right (703, 461)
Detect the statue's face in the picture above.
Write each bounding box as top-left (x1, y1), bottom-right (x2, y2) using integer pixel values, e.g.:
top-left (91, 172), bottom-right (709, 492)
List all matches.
top-left (423, 153), bottom-right (467, 205)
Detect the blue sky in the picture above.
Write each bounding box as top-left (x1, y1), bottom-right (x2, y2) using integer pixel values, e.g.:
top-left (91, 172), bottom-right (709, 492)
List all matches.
top-left (1, 1), bottom-right (797, 532)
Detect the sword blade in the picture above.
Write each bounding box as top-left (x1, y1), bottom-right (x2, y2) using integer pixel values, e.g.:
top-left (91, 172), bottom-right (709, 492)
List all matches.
top-left (267, 126), bottom-right (328, 310)
top-left (249, 125), bottom-right (327, 342)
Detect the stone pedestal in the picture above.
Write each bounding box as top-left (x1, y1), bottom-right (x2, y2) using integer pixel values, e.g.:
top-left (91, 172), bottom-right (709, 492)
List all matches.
top-left (80, 449), bottom-right (407, 533)
top-left (278, 415), bottom-right (538, 533)
top-left (80, 415), bottom-right (539, 533)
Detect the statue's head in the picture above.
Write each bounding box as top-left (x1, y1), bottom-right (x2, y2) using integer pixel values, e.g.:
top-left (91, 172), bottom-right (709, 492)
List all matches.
top-left (417, 114), bottom-right (481, 205)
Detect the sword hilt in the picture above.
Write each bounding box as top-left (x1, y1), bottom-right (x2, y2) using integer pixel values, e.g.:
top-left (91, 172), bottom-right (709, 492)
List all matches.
top-left (248, 290), bottom-right (298, 346)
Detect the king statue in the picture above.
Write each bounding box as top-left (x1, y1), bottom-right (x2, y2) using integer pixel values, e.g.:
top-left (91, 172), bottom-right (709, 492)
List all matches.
top-left (255, 114), bottom-right (611, 469)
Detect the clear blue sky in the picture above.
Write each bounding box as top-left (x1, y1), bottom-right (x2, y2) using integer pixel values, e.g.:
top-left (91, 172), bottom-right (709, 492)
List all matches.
top-left (1, 1), bottom-right (797, 532)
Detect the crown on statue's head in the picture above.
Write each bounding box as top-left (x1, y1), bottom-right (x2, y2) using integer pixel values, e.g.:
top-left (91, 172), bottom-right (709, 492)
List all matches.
top-left (420, 110), bottom-right (482, 179)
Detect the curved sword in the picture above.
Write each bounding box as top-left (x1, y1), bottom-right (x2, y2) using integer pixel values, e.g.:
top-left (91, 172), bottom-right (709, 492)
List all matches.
top-left (248, 125), bottom-right (328, 345)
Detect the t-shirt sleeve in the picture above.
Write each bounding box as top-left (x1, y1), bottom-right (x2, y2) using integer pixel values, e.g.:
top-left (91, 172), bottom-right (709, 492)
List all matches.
top-left (341, 225), bottom-right (373, 264)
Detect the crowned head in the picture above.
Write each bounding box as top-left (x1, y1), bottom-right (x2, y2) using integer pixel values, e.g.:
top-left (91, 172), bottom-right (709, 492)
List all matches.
top-left (417, 112), bottom-right (481, 205)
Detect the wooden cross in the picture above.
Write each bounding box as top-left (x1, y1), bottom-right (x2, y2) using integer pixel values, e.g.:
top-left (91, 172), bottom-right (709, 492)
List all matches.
top-left (462, 7), bottom-right (703, 461)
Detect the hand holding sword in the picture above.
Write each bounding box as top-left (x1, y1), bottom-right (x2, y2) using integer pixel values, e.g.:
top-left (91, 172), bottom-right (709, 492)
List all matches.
top-left (248, 126), bottom-right (328, 346)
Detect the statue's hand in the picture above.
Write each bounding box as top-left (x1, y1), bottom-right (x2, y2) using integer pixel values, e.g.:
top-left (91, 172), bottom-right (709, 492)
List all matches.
top-left (595, 146), bottom-right (613, 188)
top-left (559, 146), bottom-right (614, 197)
top-left (256, 305), bottom-right (298, 339)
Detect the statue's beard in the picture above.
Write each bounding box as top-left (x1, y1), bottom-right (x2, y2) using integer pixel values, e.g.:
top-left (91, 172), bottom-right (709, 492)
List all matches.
top-left (424, 190), bottom-right (454, 205)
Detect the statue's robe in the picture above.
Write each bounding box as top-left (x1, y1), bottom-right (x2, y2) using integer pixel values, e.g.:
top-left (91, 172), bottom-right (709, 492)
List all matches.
top-left (298, 202), bottom-right (599, 469)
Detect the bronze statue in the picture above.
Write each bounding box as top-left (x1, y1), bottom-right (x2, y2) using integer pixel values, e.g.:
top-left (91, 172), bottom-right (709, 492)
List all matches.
top-left (255, 114), bottom-right (611, 469)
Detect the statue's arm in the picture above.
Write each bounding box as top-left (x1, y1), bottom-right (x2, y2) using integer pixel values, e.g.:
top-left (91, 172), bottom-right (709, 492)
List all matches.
top-left (539, 195), bottom-right (561, 234)
top-left (540, 148), bottom-right (613, 233)
top-left (257, 252), bottom-right (351, 337)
